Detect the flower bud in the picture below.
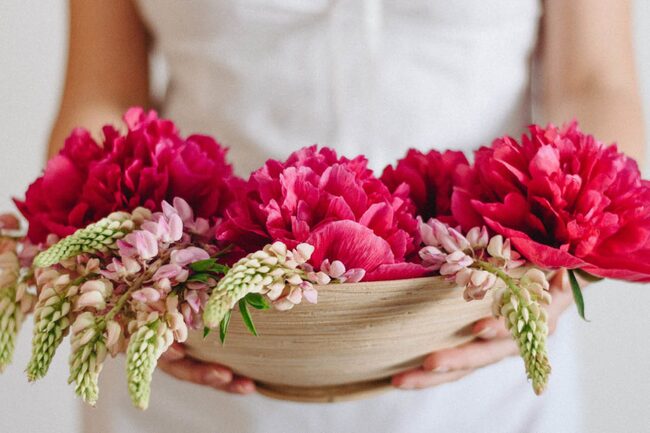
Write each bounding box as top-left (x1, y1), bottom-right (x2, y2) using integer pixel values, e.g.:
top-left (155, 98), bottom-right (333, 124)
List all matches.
top-left (440, 250), bottom-right (473, 275)
top-left (269, 242), bottom-right (287, 257)
top-left (293, 243), bottom-right (315, 264)
top-left (105, 320), bottom-right (123, 353)
top-left (170, 247), bottom-right (210, 267)
top-left (419, 246), bottom-right (446, 269)
top-left (132, 287), bottom-right (161, 303)
top-left (301, 282), bottom-right (318, 304)
top-left (466, 226), bottom-right (489, 250)
top-left (418, 219), bottom-right (439, 247)
top-left (341, 268), bottom-right (365, 283)
top-left (487, 235), bottom-right (504, 258)
top-left (75, 291), bottom-right (106, 311)
top-left (321, 259), bottom-right (346, 278)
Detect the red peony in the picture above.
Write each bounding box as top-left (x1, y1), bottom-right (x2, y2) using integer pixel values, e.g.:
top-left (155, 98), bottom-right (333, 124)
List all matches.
top-left (381, 148), bottom-right (469, 222)
top-left (15, 108), bottom-right (236, 244)
top-left (452, 122), bottom-right (650, 282)
top-left (217, 146), bottom-right (427, 281)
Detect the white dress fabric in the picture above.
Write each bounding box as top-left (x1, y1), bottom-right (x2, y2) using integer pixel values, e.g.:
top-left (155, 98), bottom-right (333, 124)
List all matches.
top-left (83, 1), bottom-right (583, 432)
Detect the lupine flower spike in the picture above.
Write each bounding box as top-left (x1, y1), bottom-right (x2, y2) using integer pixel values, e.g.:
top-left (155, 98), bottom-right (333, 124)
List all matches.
top-left (33, 209), bottom-right (150, 268)
top-left (418, 218), bottom-right (552, 394)
top-left (126, 314), bottom-right (173, 410)
top-left (203, 242), bottom-right (319, 328)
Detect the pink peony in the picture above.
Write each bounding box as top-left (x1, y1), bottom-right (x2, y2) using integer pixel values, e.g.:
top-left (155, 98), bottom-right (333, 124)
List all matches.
top-left (452, 122), bottom-right (650, 282)
top-left (381, 149), bottom-right (469, 222)
top-left (15, 108), bottom-right (236, 244)
top-left (217, 146), bottom-right (427, 281)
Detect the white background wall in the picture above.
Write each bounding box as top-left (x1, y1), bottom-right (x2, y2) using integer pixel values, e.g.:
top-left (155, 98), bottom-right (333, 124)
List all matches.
top-left (1, 2), bottom-right (649, 432)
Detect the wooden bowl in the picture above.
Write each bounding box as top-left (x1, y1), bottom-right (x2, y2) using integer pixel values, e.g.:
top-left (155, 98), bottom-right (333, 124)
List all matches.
top-left (184, 276), bottom-right (492, 403)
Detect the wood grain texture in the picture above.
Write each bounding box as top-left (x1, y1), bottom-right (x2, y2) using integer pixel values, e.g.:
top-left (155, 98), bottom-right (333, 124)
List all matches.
top-left (185, 276), bottom-right (493, 402)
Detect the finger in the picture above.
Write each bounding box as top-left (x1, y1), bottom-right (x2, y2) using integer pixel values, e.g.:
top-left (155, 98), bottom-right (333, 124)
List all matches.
top-left (227, 376), bottom-right (256, 395)
top-left (160, 342), bottom-right (186, 362)
top-left (423, 337), bottom-right (518, 372)
top-left (392, 368), bottom-right (472, 389)
top-left (158, 358), bottom-right (233, 389)
top-left (549, 269), bottom-right (570, 294)
top-left (471, 316), bottom-right (510, 340)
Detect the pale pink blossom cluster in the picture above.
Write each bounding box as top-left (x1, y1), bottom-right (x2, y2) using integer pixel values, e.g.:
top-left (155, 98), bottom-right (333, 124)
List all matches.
top-left (418, 218), bottom-right (524, 301)
top-left (104, 199), bottom-right (216, 345)
top-left (33, 198), bottom-right (219, 358)
top-left (275, 254), bottom-right (366, 310)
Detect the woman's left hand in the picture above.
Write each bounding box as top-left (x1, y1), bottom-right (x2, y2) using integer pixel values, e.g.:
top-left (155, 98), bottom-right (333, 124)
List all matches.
top-left (392, 270), bottom-right (576, 390)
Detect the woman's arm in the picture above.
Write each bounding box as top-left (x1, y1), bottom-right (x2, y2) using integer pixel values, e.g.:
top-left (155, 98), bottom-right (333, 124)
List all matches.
top-left (48, 0), bottom-right (150, 158)
top-left (393, 0), bottom-right (645, 389)
top-left (50, 0), bottom-right (254, 394)
top-left (541, 0), bottom-right (645, 162)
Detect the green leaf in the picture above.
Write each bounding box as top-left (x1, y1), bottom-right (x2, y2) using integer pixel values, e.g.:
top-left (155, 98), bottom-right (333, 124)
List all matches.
top-left (238, 299), bottom-right (258, 337)
top-left (203, 326), bottom-right (211, 338)
top-left (190, 259), bottom-right (217, 272)
top-left (219, 310), bottom-right (232, 344)
top-left (245, 293), bottom-right (270, 310)
top-left (208, 263), bottom-right (230, 275)
top-left (568, 269), bottom-right (588, 321)
top-left (187, 273), bottom-right (210, 283)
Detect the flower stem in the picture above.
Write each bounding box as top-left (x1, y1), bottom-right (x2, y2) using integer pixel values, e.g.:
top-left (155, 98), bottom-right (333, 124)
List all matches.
top-left (105, 254), bottom-right (168, 322)
top-left (474, 260), bottom-right (522, 297)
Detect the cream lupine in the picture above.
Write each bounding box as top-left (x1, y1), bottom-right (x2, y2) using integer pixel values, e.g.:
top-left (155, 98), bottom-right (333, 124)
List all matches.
top-left (0, 249), bottom-right (22, 371)
top-left (26, 273), bottom-right (79, 381)
top-left (492, 268), bottom-right (552, 394)
top-left (0, 286), bottom-right (22, 371)
top-left (203, 242), bottom-right (318, 328)
top-left (67, 312), bottom-right (108, 405)
top-left (126, 313), bottom-right (173, 410)
top-left (34, 211), bottom-right (138, 268)
top-left (418, 218), bottom-right (552, 394)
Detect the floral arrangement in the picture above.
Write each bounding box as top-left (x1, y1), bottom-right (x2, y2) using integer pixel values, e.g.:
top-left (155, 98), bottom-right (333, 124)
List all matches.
top-left (1, 109), bottom-right (648, 409)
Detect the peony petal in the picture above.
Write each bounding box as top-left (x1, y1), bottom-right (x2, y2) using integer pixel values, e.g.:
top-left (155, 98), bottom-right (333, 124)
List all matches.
top-left (509, 237), bottom-right (585, 269)
top-left (307, 221), bottom-right (395, 273)
top-left (364, 263), bottom-right (430, 281)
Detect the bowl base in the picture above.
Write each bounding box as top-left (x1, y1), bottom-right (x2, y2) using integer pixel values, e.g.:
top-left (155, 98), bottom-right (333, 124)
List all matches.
top-left (257, 378), bottom-right (393, 403)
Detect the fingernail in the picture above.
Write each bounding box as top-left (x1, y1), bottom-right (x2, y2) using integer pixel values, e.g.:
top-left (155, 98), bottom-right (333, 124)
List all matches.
top-left (476, 327), bottom-right (497, 339)
top-left (394, 377), bottom-right (415, 389)
top-left (432, 366), bottom-right (449, 373)
top-left (204, 369), bottom-right (229, 385)
top-left (232, 382), bottom-right (254, 394)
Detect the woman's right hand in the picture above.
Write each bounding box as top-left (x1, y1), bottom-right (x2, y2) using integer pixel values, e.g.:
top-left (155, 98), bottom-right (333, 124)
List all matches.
top-left (158, 343), bottom-right (256, 395)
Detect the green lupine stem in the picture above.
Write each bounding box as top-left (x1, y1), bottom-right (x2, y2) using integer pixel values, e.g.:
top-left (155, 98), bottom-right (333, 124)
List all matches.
top-left (475, 260), bottom-right (551, 395)
top-left (475, 260), bottom-right (523, 298)
top-left (0, 286), bottom-right (22, 372)
top-left (102, 252), bottom-right (170, 324)
top-left (26, 275), bottom-right (89, 381)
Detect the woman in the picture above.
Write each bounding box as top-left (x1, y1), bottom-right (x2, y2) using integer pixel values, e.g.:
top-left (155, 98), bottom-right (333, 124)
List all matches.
top-left (48, 1), bottom-right (645, 432)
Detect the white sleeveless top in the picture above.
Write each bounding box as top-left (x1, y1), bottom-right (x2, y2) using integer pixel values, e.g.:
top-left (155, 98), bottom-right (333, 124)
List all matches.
top-left (83, 1), bottom-right (583, 432)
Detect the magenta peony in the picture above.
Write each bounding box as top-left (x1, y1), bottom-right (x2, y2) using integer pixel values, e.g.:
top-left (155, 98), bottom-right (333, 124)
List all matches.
top-left (217, 146), bottom-right (427, 281)
top-left (452, 123), bottom-right (650, 282)
top-left (381, 148), bottom-right (469, 222)
top-left (15, 108), bottom-right (236, 244)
